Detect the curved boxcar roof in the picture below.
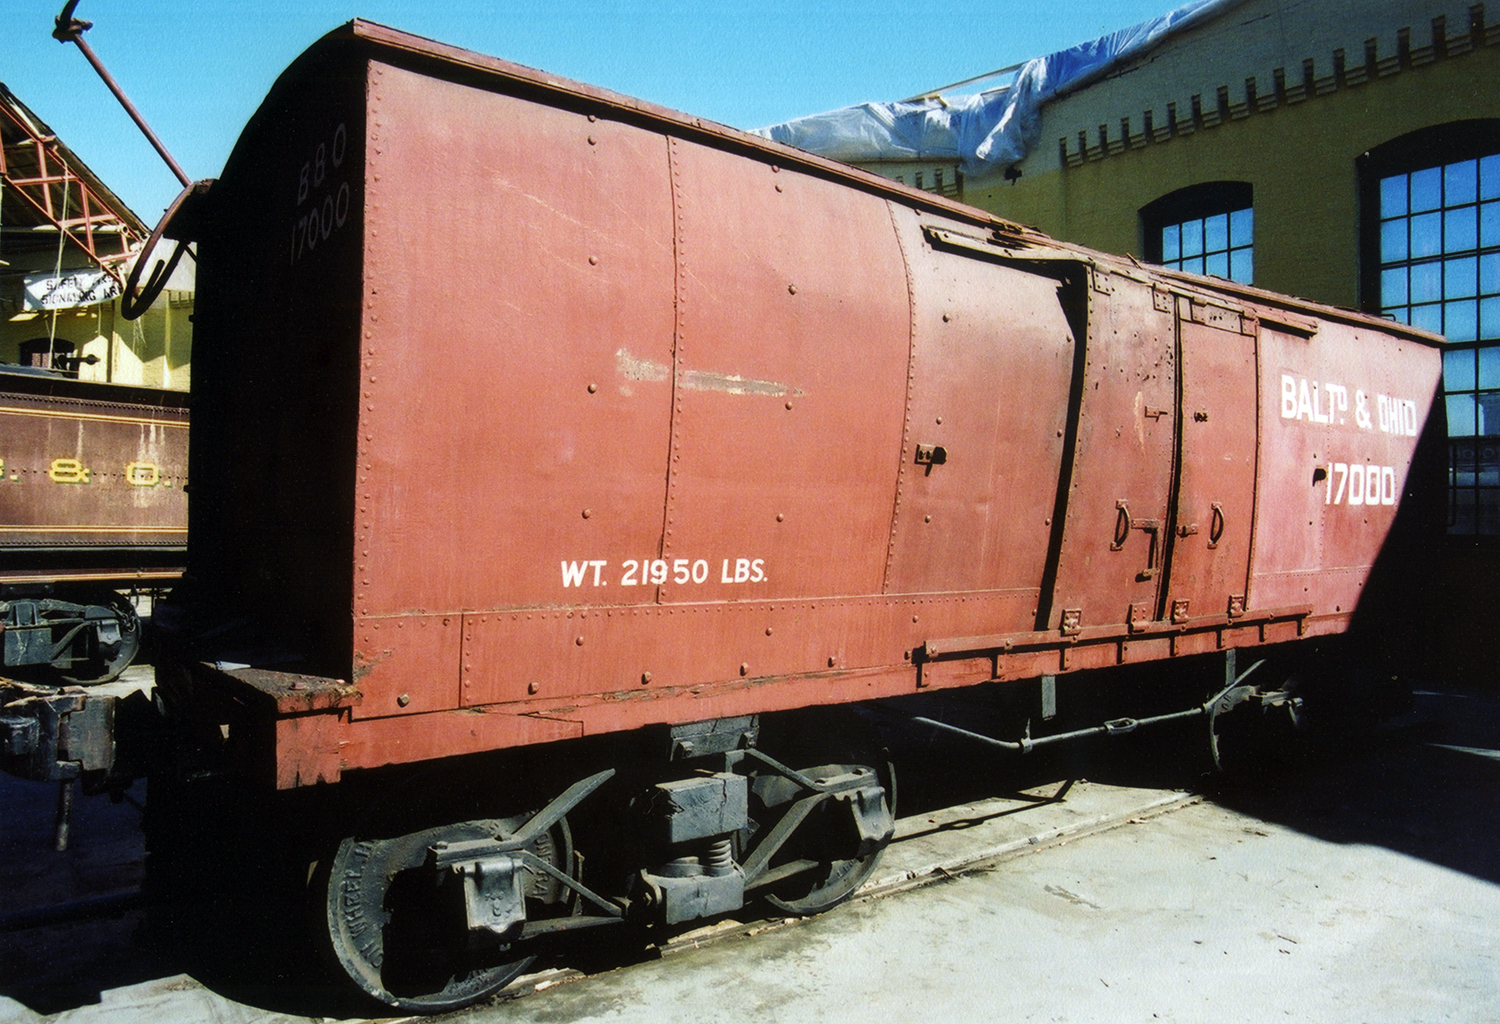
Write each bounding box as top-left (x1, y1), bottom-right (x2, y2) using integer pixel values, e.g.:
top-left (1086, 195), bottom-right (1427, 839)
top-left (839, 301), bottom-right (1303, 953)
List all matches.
top-left (224, 19), bottom-right (1439, 350)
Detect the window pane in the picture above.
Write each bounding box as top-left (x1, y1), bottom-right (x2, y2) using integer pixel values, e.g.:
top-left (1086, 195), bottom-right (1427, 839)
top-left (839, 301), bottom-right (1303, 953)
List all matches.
top-left (1412, 303), bottom-right (1444, 334)
top-left (1482, 437), bottom-right (1500, 480)
top-left (1446, 206), bottom-right (1478, 252)
top-left (1479, 490), bottom-right (1500, 532)
top-left (1412, 166), bottom-right (1443, 211)
top-left (1481, 394), bottom-right (1500, 437)
top-left (1446, 159), bottom-right (1479, 206)
top-left (1483, 153), bottom-right (1500, 200)
top-left (1446, 299), bottom-right (1479, 342)
top-left (1481, 201), bottom-right (1500, 248)
top-left (1446, 256), bottom-right (1479, 299)
top-left (1452, 486), bottom-right (1476, 533)
top-left (1149, 191), bottom-right (1250, 283)
top-left (1229, 247), bottom-right (1253, 284)
top-left (1449, 392), bottom-right (1478, 435)
top-left (1446, 348), bottom-right (1477, 390)
top-left (1382, 267), bottom-right (1409, 306)
top-left (1377, 147), bottom-right (1500, 535)
top-left (1482, 252), bottom-right (1500, 296)
top-left (1229, 206), bottom-right (1252, 245)
top-left (1385, 305), bottom-right (1411, 325)
top-left (1483, 438), bottom-right (1500, 482)
top-left (1412, 211), bottom-right (1443, 258)
top-left (1483, 297), bottom-right (1500, 341)
top-left (1380, 219), bottom-right (1408, 263)
top-left (1204, 213), bottom-right (1228, 253)
top-left (1181, 219), bottom-right (1204, 257)
top-left (1479, 345), bottom-right (1500, 389)
top-left (1453, 438), bottom-right (1478, 478)
top-left (1411, 261), bottom-right (1442, 303)
top-left (1381, 173), bottom-right (1408, 217)
top-left (1161, 223), bottom-right (1180, 262)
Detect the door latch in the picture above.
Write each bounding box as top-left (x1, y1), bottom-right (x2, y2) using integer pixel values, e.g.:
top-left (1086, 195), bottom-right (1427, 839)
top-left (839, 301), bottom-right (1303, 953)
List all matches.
top-left (915, 444), bottom-right (948, 475)
top-left (1112, 500), bottom-right (1161, 580)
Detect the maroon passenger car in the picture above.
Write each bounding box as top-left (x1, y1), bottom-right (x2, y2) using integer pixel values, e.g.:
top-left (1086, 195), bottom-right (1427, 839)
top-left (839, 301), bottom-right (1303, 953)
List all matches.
top-left (0, 366), bottom-right (186, 683)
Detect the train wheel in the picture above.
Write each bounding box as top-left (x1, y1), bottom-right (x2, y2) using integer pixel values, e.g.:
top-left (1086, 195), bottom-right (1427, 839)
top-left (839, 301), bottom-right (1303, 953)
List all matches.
top-left (323, 812), bottom-right (573, 1013)
top-left (748, 709), bottom-right (896, 916)
top-left (57, 591), bottom-right (141, 684)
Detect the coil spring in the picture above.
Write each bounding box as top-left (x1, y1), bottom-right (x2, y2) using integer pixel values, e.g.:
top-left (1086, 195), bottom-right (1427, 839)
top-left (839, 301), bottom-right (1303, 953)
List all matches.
top-left (705, 837), bottom-right (734, 875)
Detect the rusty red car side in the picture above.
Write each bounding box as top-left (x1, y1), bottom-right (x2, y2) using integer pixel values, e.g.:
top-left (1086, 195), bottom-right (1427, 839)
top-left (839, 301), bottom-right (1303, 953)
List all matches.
top-left (175, 21), bottom-right (1443, 791)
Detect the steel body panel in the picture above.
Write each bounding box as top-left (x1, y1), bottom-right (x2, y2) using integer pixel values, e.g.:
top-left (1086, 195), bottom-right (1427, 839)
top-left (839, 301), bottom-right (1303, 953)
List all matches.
top-left (357, 63), bottom-right (676, 619)
top-left (1048, 273), bottom-right (1177, 630)
top-left (884, 211), bottom-right (1073, 600)
top-left (1249, 320), bottom-right (1437, 613)
top-left (453, 591), bottom-right (1034, 711)
top-left (187, 46), bottom-right (367, 670)
top-left (657, 139), bottom-right (910, 603)
top-left (167, 22), bottom-right (1446, 786)
top-left (1164, 297), bottom-right (1259, 620)
top-left (353, 613), bottom-right (461, 717)
top-left (322, 604), bottom-right (1332, 780)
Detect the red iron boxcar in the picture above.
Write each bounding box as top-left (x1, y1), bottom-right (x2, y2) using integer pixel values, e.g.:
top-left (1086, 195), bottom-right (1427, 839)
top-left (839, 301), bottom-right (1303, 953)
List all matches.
top-left (150, 21), bottom-right (1444, 1011)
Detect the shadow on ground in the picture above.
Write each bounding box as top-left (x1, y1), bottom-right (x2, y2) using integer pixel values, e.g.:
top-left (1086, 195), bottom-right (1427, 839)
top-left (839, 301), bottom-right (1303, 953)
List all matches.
top-left (1206, 686), bottom-right (1500, 886)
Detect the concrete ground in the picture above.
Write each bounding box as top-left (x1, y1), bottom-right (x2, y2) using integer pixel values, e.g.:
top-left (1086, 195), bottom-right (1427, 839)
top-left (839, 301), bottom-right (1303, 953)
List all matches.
top-left (490, 783), bottom-right (1496, 1024)
top-left (2, 684), bottom-right (1497, 1023)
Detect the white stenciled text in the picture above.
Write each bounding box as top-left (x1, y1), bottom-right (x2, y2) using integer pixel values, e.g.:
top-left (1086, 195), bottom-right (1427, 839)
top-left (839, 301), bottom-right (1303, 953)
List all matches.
top-left (1323, 462), bottom-right (1398, 506)
top-left (561, 557), bottom-right (767, 588)
top-left (1280, 374), bottom-right (1417, 437)
top-left (290, 122), bottom-right (350, 266)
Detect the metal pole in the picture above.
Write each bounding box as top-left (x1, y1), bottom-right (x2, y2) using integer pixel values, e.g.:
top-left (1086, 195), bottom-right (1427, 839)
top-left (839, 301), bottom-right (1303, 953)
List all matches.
top-left (53, 1), bottom-right (191, 189)
top-left (53, 777), bottom-right (75, 852)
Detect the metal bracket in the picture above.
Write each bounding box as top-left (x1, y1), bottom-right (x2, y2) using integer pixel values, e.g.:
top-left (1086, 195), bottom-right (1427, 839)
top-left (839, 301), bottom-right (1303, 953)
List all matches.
top-left (735, 752), bottom-right (889, 887)
top-left (669, 716), bottom-right (758, 760)
top-left (1113, 501), bottom-right (1161, 580)
top-left (833, 782), bottom-right (896, 855)
top-left (915, 444), bottom-right (948, 475)
top-left (1128, 603), bottom-right (1154, 632)
top-left (429, 769), bottom-right (624, 931)
top-left (455, 853), bottom-right (528, 937)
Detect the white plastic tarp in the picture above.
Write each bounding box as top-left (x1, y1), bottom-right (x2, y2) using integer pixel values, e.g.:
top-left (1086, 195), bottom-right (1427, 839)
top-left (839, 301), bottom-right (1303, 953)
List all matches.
top-left (752, 0), bottom-right (1245, 176)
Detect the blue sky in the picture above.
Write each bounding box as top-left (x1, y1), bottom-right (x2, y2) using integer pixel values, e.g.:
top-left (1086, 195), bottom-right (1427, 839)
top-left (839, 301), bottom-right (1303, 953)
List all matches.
top-left (3, 0), bottom-right (1178, 221)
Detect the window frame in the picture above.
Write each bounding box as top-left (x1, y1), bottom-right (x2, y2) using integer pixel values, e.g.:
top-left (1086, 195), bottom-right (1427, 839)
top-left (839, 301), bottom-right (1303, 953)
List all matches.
top-left (1140, 181), bottom-right (1254, 283)
top-left (1358, 119), bottom-right (1500, 541)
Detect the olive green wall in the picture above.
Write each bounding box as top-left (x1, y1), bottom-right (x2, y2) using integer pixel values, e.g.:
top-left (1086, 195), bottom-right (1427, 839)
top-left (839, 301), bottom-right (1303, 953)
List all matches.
top-left (0, 292), bottom-right (192, 391)
top-left (952, 38), bottom-right (1500, 687)
top-left (963, 44), bottom-right (1500, 311)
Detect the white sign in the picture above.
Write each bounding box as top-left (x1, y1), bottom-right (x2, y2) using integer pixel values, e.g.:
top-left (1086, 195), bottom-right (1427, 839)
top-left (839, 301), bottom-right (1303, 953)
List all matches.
top-left (23, 269), bottom-right (121, 310)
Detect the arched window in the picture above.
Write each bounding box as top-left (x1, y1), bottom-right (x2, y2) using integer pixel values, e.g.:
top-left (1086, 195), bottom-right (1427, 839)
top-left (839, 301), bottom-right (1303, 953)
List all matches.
top-left (1141, 182), bottom-right (1253, 283)
top-left (1360, 120), bottom-right (1500, 536)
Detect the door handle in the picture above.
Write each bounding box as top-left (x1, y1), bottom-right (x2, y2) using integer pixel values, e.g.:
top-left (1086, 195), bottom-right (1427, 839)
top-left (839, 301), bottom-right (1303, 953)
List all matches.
top-left (1208, 502), bottom-right (1225, 548)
